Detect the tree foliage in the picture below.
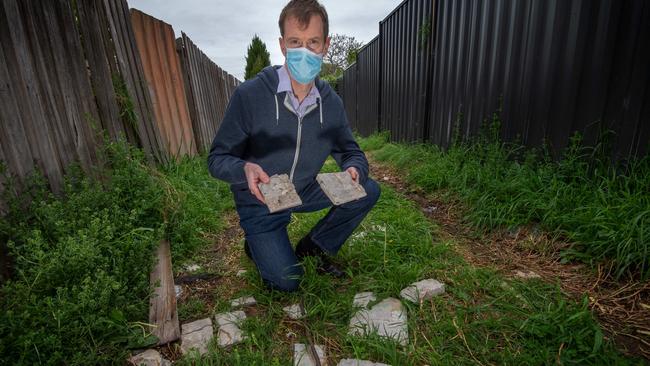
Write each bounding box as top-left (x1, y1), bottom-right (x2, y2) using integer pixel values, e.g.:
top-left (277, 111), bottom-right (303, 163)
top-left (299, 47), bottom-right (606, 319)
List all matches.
top-left (244, 35), bottom-right (271, 80)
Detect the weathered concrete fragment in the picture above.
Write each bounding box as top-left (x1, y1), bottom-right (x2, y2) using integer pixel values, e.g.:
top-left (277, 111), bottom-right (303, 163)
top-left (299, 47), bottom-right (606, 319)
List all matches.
top-left (258, 174), bottom-right (302, 213)
top-left (316, 172), bottom-right (367, 205)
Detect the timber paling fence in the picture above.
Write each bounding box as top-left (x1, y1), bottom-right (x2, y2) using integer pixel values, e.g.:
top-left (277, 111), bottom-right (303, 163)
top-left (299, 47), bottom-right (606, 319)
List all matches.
top-left (340, 0), bottom-right (650, 160)
top-left (0, 0), bottom-right (240, 204)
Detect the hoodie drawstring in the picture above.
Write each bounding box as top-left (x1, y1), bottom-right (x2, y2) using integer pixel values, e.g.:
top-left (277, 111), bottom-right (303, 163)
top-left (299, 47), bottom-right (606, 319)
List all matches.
top-left (274, 94), bottom-right (279, 125)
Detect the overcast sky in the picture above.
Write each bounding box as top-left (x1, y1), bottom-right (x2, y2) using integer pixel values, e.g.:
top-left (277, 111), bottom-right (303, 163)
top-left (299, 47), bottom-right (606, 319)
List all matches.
top-left (127, 0), bottom-right (401, 80)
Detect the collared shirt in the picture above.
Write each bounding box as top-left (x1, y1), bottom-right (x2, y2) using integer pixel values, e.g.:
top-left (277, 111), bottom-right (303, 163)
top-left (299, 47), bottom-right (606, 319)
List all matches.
top-left (276, 64), bottom-right (321, 118)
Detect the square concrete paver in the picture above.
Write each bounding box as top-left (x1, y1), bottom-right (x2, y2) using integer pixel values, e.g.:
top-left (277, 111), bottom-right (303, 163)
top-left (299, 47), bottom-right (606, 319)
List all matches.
top-left (348, 297), bottom-right (408, 345)
top-left (231, 296), bottom-right (256, 308)
top-left (316, 172), bottom-right (367, 205)
top-left (337, 359), bottom-right (391, 366)
top-left (180, 318), bottom-right (213, 355)
top-left (215, 310), bottom-right (247, 347)
top-left (400, 279), bottom-right (445, 303)
top-left (293, 343), bottom-right (327, 366)
top-left (352, 292), bottom-right (376, 309)
top-left (258, 174), bottom-right (302, 213)
top-left (283, 303), bottom-right (306, 320)
top-left (128, 349), bottom-right (171, 366)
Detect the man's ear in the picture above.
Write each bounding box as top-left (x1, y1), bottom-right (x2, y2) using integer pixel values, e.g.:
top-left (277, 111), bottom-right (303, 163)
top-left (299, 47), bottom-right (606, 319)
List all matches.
top-left (279, 37), bottom-right (286, 57)
top-left (323, 36), bottom-right (331, 56)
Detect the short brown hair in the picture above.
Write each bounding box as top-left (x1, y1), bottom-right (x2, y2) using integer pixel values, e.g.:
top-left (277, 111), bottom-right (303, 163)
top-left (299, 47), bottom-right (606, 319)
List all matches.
top-left (279, 0), bottom-right (329, 39)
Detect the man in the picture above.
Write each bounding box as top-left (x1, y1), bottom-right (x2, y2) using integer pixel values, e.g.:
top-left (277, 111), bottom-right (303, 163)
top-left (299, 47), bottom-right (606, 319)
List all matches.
top-left (207, 0), bottom-right (379, 292)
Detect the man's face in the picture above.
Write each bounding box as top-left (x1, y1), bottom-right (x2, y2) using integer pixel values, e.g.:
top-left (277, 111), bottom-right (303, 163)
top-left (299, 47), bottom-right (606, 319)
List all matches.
top-left (279, 14), bottom-right (330, 58)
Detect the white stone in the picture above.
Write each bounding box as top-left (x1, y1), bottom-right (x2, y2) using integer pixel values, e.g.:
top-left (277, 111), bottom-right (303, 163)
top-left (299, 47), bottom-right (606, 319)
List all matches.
top-left (180, 318), bottom-right (213, 355)
top-left (231, 296), bottom-right (257, 308)
top-left (236, 269), bottom-right (247, 277)
top-left (352, 292), bottom-right (376, 309)
top-left (174, 285), bottom-right (183, 299)
top-left (283, 303), bottom-right (306, 320)
top-left (293, 343), bottom-right (327, 366)
top-left (400, 279), bottom-right (445, 303)
top-left (316, 172), bottom-right (367, 205)
top-left (128, 349), bottom-right (171, 366)
top-left (215, 310), bottom-right (247, 347)
top-left (514, 270), bottom-right (541, 279)
top-left (337, 359), bottom-right (391, 366)
top-left (348, 297), bottom-right (408, 345)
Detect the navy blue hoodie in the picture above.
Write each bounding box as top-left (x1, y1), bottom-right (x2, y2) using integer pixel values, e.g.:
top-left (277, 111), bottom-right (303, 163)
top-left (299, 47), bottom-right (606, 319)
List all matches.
top-left (207, 65), bottom-right (369, 197)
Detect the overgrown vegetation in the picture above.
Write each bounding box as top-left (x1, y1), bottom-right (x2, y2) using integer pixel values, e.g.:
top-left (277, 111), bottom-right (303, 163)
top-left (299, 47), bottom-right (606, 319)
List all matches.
top-left (358, 122), bottom-right (649, 280)
top-left (174, 159), bottom-right (639, 365)
top-left (0, 141), bottom-right (230, 365)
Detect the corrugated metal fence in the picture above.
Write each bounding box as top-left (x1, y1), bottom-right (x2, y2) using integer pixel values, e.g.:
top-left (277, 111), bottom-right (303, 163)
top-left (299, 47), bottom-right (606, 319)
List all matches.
top-left (0, 0), bottom-right (240, 202)
top-left (342, 0), bottom-right (650, 160)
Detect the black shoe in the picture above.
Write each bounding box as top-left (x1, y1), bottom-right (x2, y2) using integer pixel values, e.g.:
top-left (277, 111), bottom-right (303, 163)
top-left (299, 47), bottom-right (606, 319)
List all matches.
top-left (244, 240), bottom-right (252, 260)
top-left (295, 236), bottom-right (346, 278)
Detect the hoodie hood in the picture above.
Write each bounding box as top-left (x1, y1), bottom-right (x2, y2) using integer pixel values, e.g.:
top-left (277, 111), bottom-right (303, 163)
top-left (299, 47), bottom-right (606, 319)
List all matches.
top-left (257, 65), bottom-right (332, 100)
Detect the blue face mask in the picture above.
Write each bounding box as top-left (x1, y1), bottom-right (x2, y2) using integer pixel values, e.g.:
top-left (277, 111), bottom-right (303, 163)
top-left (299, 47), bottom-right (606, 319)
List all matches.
top-left (286, 47), bottom-right (323, 85)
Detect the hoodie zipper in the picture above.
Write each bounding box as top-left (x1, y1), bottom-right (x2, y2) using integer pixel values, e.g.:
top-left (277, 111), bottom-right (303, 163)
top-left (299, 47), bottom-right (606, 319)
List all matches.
top-left (289, 116), bottom-right (303, 181)
top-left (284, 95), bottom-right (320, 182)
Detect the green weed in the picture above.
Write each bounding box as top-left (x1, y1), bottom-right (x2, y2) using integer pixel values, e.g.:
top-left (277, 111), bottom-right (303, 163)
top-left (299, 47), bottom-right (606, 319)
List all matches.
top-left (360, 131), bottom-right (650, 280)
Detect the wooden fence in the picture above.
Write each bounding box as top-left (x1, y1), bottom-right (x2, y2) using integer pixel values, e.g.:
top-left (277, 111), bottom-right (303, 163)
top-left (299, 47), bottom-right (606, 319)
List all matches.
top-left (0, 0), bottom-right (240, 205)
top-left (178, 32), bottom-right (238, 153)
top-left (131, 9), bottom-right (196, 157)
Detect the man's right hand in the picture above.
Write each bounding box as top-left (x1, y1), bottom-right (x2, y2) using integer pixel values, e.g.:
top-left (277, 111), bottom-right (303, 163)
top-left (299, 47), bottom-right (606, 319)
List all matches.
top-left (244, 162), bottom-right (270, 203)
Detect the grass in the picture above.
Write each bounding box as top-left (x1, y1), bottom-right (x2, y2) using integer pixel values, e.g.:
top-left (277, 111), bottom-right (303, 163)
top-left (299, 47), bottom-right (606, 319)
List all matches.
top-left (358, 130), bottom-right (649, 280)
top-left (0, 140), bottom-right (231, 365)
top-left (174, 158), bottom-right (642, 365)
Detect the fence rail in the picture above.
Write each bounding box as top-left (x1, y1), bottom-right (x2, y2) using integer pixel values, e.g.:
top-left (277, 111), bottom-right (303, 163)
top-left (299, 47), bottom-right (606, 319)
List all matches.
top-left (341, 0), bottom-right (650, 160)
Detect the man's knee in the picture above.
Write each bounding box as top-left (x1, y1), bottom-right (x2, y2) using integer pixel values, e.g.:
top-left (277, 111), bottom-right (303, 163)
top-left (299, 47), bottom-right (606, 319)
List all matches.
top-left (363, 178), bottom-right (381, 206)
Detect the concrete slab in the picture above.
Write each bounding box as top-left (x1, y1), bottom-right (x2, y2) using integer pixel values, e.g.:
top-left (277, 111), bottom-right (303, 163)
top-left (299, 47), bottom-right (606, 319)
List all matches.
top-left (293, 343), bottom-right (327, 366)
top-left (258, 174), bottom-right (302, 213)
top-left (348, 297), bottom-right (408, 345)
top-left (337, 359), bottom-right (391, 366)
top-left (215, 310), bottom-right (247, 347)
top-left (180, 318), bottom-right (213, 355)
top-left (400, 279), bottom-right (445, 303)
top-left (128, 349), bottom-right (171, 366)
top-left (352, 292), bottom-right (376, 309)
top-left (231, 296), bottom-right (256, 308)
top-left (316, 172), bottom-right (367, 205)
top-left (283, 303), bottom-right (306, 320)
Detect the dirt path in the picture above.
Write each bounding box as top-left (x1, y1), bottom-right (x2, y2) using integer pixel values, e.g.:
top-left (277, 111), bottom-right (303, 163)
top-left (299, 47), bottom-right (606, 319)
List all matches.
top-left (368, 155), bottom-right (650, 361)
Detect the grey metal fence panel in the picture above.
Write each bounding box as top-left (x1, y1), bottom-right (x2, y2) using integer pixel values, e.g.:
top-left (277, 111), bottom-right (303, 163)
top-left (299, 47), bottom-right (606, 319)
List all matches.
top-left (343, 63), bottom-right (358, 130)
top-left (380, 0), bottom-right (434, 142)
top-left (355, 36), bottom-right (381, 137)
top-left (428, 0), bottom-right (650, 159)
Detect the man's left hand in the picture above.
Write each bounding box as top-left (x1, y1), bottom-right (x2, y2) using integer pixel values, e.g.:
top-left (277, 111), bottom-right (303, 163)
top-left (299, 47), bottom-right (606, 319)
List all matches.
top-left (346, 166), bottom-right (359, 184)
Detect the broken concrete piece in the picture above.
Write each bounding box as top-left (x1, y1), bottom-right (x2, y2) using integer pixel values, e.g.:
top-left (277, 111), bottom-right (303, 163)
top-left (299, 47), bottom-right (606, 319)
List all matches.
top-left (349, 297), bottom-right (408, 345)
top-left (316, 172), bottom-right (367, 205)
top-left (283, 303), bottom-right (306, 319)
top-left (337, 359), bottom-right (391, 366)
top-left (185, 264), bottom-right (200, 272)
top-left (231, 296), bottom-right (257, 308)
top-left (400, 279), bottom-right (445, 303)
top-left (174, 285), bottom-right (183, 299)
top-left (128, 349), bottom-right (171, 366)
top-left (293, 343), bottom-right (327, 366)
top-left (236, 269), bottom-right (247, 277)
top-left (352, 292), bottom-right (376, 309)
top-left (215, 310), bottom-right (247, 347)
top-left (514, 270), bottom-right (541, 279)
top-left (258, 174), bottom-right (302, 213)
top-left (180, 318), bottom-right (213, 355)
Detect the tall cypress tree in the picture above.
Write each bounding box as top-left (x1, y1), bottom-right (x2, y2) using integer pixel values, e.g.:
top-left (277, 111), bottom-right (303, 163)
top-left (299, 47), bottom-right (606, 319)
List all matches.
top-left (244, 35), bottom-right (271, 80)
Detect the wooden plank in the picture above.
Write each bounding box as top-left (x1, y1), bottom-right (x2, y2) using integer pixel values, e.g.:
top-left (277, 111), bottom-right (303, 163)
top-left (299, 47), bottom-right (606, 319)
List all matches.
top-left (149, 239), bottom-right (181, 345)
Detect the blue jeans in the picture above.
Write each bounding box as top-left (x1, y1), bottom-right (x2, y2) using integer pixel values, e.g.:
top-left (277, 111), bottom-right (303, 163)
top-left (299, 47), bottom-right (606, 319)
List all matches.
top-left (232, 178), bottom-right (381, 292)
